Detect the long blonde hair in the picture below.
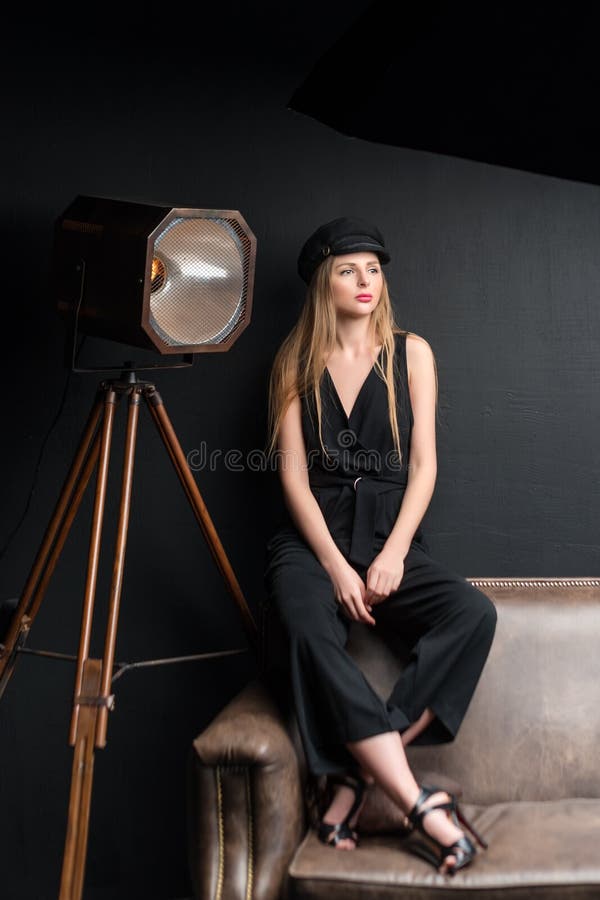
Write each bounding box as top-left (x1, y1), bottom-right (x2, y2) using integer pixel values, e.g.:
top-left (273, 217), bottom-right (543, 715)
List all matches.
top-left (266, 256), bottom-right (437, 464)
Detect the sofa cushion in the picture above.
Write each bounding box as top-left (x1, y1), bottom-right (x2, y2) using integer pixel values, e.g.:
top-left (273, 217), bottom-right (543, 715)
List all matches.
top-left (287, 798), bottom-right (600, 899)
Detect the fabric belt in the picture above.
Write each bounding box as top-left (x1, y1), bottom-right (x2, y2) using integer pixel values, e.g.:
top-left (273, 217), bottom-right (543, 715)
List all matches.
top-left (309, 472), bottom-right (407, 568)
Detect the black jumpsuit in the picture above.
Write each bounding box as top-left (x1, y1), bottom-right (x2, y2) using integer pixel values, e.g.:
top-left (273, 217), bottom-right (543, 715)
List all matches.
top-left (262, 331), bottom-right (497, 777)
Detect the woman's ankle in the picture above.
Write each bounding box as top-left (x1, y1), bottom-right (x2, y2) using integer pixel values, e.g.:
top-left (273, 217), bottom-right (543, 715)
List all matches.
top-left (418, 792), bottom-right (464, 844)
top-left (322, 784), bottom-right (356, 824)
top-left (401, 708), bottom-right (435, 746)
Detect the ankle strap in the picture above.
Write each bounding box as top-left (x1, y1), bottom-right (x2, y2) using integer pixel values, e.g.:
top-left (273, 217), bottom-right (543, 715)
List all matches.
top-left (407, 786), bottom-right (454, 827)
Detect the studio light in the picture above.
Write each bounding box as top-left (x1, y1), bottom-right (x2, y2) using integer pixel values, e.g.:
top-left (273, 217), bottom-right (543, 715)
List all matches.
top-left (53, 195), bottom-right (256, 362)
top-left (1, 194), bottom-right (258, 900)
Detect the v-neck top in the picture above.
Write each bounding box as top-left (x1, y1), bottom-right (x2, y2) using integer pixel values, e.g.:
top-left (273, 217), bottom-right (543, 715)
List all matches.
top-left (324, 344), bottom-right (384, 422)
top-left (300, 330), bottom-right (419, 568)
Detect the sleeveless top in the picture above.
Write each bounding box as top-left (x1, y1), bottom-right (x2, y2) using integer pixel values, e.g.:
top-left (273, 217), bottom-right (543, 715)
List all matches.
top-left (300, 330), bottom-right (421, 568)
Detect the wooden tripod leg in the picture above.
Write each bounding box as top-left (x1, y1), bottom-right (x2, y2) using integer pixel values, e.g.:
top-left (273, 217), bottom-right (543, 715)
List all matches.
top-left (69, 387), bottom-right (118, 745)
top-left (0, 431), bottom-right (102, 700)
top-left (96, 386), bottom-right (140, 747)
top-left (29, 432), bottom-right (102, 627)
top-left (58, 658), bottom-right (102, 900)
top-left (59, 384), bottom-right (137, 900)
top-left (143, 385), bottom-right (258, 650)
top-left (0, 390), bottom-right (104, 689)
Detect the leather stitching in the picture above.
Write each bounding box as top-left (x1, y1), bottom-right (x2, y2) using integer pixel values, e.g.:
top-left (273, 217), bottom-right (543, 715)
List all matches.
top-left (215, 766), bottom-right (224, 900)
top-left (245, 769), bottom-right (254, 900)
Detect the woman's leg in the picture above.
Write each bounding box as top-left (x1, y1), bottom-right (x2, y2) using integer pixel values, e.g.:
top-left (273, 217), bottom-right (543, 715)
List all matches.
top-left (374, 544), bottom-right (497, 745)
top-left (265, 532), bottom-right (485, 862)
top-left (400, 706), bottom-right (435, 745)
top-left (264, 530), bottom-right (412, 776)
top-left (346, 730), bottom-right (465, 872)
top-left (320, 706), bottom-right (435, 850)
top-left (322, 729), bottom-right (465, 866)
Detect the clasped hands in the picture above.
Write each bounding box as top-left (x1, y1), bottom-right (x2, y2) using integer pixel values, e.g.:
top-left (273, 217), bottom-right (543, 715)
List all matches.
top-left (328, 547), bottom-right (405, 626)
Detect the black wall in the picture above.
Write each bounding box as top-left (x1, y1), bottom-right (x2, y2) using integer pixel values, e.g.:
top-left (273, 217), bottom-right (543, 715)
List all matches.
top-left (1, 4), bottom-right (599, 899)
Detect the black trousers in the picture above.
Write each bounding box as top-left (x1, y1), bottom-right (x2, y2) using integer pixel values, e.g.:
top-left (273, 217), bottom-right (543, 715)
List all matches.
top-left (262, 525), bottom-right (497, 777)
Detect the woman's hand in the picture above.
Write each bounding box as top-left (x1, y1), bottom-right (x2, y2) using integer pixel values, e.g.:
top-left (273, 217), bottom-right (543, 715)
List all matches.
top-left (326, 557), bottom-right (376, 626)
top-left (365, 548), bottom-right (405, 606)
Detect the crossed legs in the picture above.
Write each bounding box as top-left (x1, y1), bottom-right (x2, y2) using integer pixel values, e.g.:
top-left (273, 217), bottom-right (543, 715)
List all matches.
top-left (320, 707), bottom-right (465, 872)
top-left (321, 705), bottom-right (434, 832)
top-left (265, 533), bottom-right (496, 870)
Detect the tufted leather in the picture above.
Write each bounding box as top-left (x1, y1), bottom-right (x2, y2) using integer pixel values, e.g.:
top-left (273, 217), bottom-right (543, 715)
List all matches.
top-left (187, 678), bottom-right (305, 900)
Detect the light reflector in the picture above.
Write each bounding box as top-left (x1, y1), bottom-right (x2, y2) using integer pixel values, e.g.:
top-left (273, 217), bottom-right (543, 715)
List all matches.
top-left (53, 196), bottom-right (256, 355)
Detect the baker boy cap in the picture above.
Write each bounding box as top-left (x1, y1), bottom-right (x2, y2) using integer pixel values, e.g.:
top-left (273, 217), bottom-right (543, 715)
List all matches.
top-left (297, 216), bottom-right (391, 285)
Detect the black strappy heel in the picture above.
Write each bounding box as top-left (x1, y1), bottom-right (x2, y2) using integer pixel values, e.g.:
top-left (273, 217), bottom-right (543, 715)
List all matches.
top-left (317, 773), bottom-right (366, 848)
top-left (450, 795), bottom-right (488, 852)
top-left (406, 784), bottom-right (487, 875)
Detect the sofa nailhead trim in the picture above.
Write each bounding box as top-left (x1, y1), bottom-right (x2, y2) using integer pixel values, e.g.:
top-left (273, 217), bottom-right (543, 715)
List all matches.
top-left (467, 577), bottom-right (600, 588)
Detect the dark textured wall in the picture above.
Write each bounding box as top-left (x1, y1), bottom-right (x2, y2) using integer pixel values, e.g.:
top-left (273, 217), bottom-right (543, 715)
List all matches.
top-left (1, 4), bottom-right (599, 899)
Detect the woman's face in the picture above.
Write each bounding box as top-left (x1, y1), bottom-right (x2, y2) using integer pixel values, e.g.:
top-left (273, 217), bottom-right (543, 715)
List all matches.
top-left (329, 252), bottom-right (383, 318)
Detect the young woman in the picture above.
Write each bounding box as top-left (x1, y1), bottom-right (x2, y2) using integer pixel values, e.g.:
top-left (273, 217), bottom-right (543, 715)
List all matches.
top-left (262, 217), bottom-right (497, 875)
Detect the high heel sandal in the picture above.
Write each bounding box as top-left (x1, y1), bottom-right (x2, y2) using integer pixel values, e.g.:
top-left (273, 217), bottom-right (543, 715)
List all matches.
top-left (406, 784), bottom-right (487, 875)
top-left (317, 773), bottom-right (366, 848)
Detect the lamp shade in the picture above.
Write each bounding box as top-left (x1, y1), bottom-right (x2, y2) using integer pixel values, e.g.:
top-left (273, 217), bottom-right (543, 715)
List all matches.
top-left (53, 195), bottom-right (256, 354)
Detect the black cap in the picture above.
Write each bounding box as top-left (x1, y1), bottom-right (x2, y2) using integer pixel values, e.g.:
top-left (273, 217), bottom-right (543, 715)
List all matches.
top-left (297, 216), bottom-right (390, 285)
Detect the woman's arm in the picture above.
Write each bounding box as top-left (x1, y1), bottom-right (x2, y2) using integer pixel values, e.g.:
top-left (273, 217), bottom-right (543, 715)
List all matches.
top-left (384, 334), bottom-right (438, 559)
top-left (364, 335), bottom-right (438, 605)
top-left (276, 394), bottom-right (347, 573)
top-left (276, 395), bottom-right (376, 624)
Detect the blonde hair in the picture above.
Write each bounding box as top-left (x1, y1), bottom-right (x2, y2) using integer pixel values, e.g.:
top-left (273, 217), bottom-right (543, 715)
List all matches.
top-left (266, 256), bottom-right (438, 464)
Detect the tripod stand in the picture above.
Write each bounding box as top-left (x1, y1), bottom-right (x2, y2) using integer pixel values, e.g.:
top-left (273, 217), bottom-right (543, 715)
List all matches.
top-left (0, 372), bottom-right (258, 900)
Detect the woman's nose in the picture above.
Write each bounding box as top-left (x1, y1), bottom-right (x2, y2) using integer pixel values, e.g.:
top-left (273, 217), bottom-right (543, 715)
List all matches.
top-left (357, 271), bottom-right (370, 285)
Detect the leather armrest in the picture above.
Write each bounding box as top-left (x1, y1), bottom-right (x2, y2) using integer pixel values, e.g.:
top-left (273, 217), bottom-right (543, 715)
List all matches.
top-left (187, 675), bottom-right (305, 900)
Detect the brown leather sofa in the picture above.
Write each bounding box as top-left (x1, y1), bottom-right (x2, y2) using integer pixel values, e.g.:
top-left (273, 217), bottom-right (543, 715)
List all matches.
top-left (187, 577), bottom-right (600, 899)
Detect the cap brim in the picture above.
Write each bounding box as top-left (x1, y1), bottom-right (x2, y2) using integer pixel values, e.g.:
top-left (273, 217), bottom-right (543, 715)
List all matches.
top-left (334, 240), bottom-right (390, 263)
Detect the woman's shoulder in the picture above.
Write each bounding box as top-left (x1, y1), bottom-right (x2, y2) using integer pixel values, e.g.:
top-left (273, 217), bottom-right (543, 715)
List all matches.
top-left (395, 328), bottom-right (430, 347)
top-left (400, 330), bottom-right (434, 354)
top-left (391, 329), bottom-right (431, 353)
top-left (397, 331), bottom-right (435, 384)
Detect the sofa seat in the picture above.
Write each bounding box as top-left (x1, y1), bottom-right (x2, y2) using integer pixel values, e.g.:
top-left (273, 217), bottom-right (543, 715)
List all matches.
top-left (287, 798), bottom-right (600, 900)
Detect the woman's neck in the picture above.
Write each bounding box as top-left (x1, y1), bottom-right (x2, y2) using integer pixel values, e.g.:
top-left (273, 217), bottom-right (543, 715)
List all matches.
top-left (331, 319), bottom-right (377, 355)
